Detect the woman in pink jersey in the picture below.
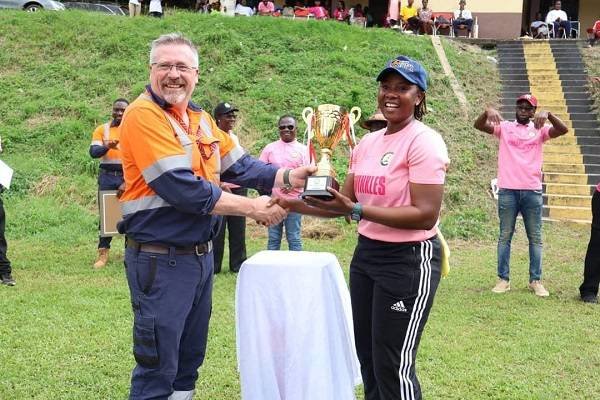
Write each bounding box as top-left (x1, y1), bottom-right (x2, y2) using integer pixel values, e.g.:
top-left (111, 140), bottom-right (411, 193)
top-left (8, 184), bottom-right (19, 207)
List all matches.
top-left (276, 56), bottom-right (449, 400)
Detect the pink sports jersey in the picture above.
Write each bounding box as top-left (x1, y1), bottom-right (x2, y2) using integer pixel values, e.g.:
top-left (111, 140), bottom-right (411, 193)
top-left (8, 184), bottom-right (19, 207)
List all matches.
top-left (596, 182), bottom-right (600, 192)
top-left (349, 120), bottom-right (449, 243)
top-left (493, 121), bottom-right (551, 190)
top-left (259, 139), bottom-right (310, 199)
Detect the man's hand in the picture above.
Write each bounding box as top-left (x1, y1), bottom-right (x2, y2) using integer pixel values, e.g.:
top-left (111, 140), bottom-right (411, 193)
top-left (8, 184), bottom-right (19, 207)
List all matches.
top-left (289, 165), bottom-right (317, 188)
top-left (485, 107), bottom-right (503, 126)
top-left (116, 182), bottom-right (126, 199)
top-left (249, 195), bottom-right (287, 226)
top-left (104, 140), bottom-right (119, 149)
top-left (533, 110), bottom-right (549, 129)
top-left (219, 184), bottom-right (232, 193)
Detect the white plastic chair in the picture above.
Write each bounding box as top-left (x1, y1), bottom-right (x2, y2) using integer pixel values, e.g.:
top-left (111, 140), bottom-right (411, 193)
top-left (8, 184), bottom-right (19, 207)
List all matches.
top-left (570, 20), bottom-right (580, 38)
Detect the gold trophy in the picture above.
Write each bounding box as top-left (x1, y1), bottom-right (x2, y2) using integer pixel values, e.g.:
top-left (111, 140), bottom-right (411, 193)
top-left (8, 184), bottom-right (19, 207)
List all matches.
top-left (301, 104), bottom-right (361, 199)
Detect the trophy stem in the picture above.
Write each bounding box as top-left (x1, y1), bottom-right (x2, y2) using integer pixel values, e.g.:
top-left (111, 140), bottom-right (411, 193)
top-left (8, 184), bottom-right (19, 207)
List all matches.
top-left (316, 149), bottom-right (334, 177)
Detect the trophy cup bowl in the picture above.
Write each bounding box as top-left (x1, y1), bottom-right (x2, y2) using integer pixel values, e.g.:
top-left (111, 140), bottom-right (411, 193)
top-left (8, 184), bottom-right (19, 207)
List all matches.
top-left (301, 104), bottom-right (360, 200)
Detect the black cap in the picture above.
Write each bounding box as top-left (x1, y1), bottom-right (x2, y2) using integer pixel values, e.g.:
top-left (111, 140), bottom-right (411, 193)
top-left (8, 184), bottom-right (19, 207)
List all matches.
top-left (213, 102), bottom-right (239, 118)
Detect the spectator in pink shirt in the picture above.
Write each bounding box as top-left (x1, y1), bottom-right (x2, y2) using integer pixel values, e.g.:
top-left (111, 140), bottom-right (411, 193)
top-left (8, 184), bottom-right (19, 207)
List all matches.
top-left (259, 115), bottom-right (310, 251)
top-left (258, 0), bottom-right (275, 15)
top-left (474, 94), bottom-right (568, 297)
top-left (308, 0), bottom-right (328, 19)
top-left (333, 1), bottom-right (348, 22)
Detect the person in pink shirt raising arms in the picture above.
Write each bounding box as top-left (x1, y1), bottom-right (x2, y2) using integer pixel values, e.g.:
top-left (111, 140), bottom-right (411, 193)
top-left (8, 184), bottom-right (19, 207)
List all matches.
top-left (260, 115), bottom-right (310, 251)
top-left (474, 94), bottom-right (568, 297)
top-left (272, 56), bottom-right (449, 400)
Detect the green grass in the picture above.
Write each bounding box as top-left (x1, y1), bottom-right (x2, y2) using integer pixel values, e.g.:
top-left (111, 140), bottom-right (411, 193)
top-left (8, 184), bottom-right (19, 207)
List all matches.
top-left (0, 10), bottom-right (599, 400)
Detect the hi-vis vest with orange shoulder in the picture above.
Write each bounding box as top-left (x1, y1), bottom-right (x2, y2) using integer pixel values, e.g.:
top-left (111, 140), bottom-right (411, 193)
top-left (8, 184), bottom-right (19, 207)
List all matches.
top-left (117, 89), bottom-right (272, 247)
top-left (90, 123), bottom-right (122, 166)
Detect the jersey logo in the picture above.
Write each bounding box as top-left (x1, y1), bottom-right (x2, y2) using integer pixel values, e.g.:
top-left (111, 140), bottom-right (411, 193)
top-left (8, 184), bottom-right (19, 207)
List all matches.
top-left (380, 152), bottom-right (394, 166)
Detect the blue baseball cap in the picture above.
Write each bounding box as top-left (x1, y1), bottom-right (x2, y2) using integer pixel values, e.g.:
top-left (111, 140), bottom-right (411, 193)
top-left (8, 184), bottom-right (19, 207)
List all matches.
top-left (376, 56), bottom-right (428, 92)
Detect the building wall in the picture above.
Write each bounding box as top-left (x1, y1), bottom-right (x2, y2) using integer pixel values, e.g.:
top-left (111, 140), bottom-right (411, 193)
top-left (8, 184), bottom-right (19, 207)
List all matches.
top-left (579, 0), bottom-right (600, 36)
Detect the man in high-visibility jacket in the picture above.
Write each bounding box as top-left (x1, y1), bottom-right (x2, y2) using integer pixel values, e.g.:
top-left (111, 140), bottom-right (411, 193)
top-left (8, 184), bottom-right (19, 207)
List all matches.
top-left (89, 98), bottom-right (129, 269)
top-left (118, 33), bottom-right (315, 400)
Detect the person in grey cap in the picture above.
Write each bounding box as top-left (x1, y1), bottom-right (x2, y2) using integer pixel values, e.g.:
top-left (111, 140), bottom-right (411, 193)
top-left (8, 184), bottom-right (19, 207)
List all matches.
top-left (271, 55), bottom-right (449, 400)
top-left (212, 102), bottom-right (248, 274)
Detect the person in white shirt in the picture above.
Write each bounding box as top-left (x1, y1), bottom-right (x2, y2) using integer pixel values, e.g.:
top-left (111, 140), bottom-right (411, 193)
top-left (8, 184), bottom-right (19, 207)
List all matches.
top-left (452, 0), bottom-right (473, 37)
top-left (149, 0), bottom-right (162, 17)
top-left (128, 0), bottom-right (141, 17)
top-left (234, 0), bottom-right (254, 16)
top-left (545, 0), bottom-right (572, 38)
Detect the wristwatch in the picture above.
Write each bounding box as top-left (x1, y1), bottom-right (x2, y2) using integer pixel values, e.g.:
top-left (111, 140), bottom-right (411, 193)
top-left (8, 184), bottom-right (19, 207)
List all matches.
top-left (350, 202), bottom-right (363, 222)
top-left (282, 169), bottom-right (293, 191)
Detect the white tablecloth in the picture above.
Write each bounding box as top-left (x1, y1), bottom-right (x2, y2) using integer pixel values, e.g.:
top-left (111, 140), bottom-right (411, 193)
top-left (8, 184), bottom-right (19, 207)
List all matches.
top-left (236, 251), bottom-right (361, 400)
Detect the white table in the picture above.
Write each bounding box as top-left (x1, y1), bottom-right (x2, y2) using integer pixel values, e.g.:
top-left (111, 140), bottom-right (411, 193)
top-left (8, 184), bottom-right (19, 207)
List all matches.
top-left (236, 251), bottom-right (361, 400)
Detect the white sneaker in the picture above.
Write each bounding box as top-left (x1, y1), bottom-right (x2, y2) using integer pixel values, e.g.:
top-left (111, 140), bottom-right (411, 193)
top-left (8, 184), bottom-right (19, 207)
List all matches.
top-left (529, 280), bottom-right (549, 297)
top-left (492, 279), bottom-right (510, 293)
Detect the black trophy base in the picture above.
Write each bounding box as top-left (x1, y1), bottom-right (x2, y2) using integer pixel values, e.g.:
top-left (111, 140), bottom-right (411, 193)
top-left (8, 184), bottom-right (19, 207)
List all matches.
top-left (300, 175), bottom-right (339, 200)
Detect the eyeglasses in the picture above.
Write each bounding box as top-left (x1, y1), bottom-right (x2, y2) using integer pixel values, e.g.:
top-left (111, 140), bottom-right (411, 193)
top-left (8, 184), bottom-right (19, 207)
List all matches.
top-left (152, 63), bottom-right (197, 73)
top-left (278, 125), bottom-right (295, 131)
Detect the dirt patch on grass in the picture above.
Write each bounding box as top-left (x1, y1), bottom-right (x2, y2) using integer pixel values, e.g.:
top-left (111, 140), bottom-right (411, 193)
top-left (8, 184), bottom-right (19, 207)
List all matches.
top-left (32, 175), bottom-right (60, 196)
top-left (25, 114), bottom-right (63, 129)
top-left (245, 216), bottom-right (342, 240)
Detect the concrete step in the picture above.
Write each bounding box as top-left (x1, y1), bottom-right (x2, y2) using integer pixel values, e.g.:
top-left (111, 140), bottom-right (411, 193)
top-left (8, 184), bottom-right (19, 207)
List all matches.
top-left (573, 128), bottom-right (600, 137)
top-left (498, 48), bottom-right (581, 55)
top-left (545, 144), bottom-right (600, 154)
top-left (544, 193), bottom-right (592, 208)
top-left (502, 92), bottom-right (591, 100)
top-left (542, 162), bottom-right (600, 174)
top-left (499, 68), bottom-right (586, 75)
top-left (498, 73), bottom-right (588, 81)
top-left (543, 205), bottom-right (592, 222)
top-left (499, 62), bottom-right (585, 69)
top-left (573, 120), bottom-right (600, 129)
top-left (543, 182), bottom-right (596, 196)
top-left (543, 172), bottom-right (599, 185)
top-left (499, 98), bottom-right (593, 107)
top-left (558, 137), bottom-right (600, 147)
top-left (503, 80), bottom-right (588, 88)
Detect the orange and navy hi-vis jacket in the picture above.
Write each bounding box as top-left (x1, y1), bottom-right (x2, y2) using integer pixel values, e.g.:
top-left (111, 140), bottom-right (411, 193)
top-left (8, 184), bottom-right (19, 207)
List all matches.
top-left (117, 85), bottom-right (278, 247)
top-left (89, 122), bottom-right (122, 171)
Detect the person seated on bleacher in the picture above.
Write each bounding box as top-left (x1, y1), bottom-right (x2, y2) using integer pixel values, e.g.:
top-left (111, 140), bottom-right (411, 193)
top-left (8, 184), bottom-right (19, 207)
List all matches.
top-left (235, 0), bottom-right (254, 16)
top-left (530, 12), bottom-right (548, 39)
top-left (587, 19), bottom-right (600, 46)
top-left (418, 0), bottom-right (434, 35)
top-left (334, 1), bottom-right (349, 22)
top-left (545, 0), bottom-right (572, 38)
top-left (400, 0), bottom-right (420, 34)
top-left (308, 0), bottom-right (328, 20)
top-left (349, 3), bottom-right (365, 26)
top-left (257, 0), bottom-right (275, 15)
top-left (294, 1), bottom-right (311, 17)
top-left (209, 0), bottom-right (221, 13)
top-left (452, 0), bottom-right (474, 37)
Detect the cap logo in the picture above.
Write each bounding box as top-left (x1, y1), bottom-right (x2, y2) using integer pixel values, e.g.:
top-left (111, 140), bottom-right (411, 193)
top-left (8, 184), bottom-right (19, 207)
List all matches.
top-left (390, 59), bottom-right (415, 72)
top-left (224, 103), bottom-right (231, 108)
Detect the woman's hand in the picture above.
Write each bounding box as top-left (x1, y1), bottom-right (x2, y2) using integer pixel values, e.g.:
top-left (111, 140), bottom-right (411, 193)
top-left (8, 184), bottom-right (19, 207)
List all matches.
top-left (302, 187), bottom-right (354, 215)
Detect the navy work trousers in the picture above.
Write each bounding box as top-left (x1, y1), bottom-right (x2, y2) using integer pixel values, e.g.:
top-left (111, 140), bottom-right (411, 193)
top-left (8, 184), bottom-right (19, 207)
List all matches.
top-left (350, 234), bottom-right (441, 400)
top-left (124, 246), bottom-right (213, 400)
top-left (97, 170), bottom-right (124, 248)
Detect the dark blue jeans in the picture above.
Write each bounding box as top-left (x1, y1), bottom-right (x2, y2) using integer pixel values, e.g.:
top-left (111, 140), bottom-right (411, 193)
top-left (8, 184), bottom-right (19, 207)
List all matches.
top-left (125, 247), bottom-right (213, 400)
top-left (267, 212), bottom-right (302, 251)
top-left (497, 189), bottom-right (543, 282)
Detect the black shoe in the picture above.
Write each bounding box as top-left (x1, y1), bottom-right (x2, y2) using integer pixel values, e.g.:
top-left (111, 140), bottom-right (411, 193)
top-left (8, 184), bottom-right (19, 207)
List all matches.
top-left (581, 295), bottom-right (598, 304)
top-left (1, 273), bottom-right (16, 286)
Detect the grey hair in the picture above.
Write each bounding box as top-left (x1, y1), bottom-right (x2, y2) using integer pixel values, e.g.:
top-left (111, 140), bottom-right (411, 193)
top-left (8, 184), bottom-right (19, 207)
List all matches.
top-left (149, 33), bottom-right (199, 67)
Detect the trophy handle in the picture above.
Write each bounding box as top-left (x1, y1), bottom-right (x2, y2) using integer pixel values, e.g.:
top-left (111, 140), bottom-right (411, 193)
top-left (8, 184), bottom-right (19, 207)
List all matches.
top-left (348, 107), bottom-right (361, 148)
top-left (302, 107), bottom-right (314, 126)
top-left (349, 107), bottom-right (362, 126)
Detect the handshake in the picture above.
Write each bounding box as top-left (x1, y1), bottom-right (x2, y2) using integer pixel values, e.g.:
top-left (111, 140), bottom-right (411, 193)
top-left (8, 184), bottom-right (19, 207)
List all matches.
top-left (246, 165), bottom-right (317, 227)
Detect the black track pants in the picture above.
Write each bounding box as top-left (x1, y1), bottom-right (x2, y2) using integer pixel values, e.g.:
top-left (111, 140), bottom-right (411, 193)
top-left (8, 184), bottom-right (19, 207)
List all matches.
top-left (350, 234), bottom-right (441, 400)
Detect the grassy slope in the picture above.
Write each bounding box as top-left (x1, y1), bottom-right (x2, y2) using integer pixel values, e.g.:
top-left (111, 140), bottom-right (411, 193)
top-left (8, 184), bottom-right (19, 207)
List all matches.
top-left (0, 11), bottom-right (598, 400)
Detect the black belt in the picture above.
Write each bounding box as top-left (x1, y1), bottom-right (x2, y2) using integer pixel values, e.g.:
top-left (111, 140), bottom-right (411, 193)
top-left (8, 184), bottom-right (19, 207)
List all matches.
top-left (126, 237), bottom-right (213, 256)
top-left (100, 169), bottom-right (123, 176)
